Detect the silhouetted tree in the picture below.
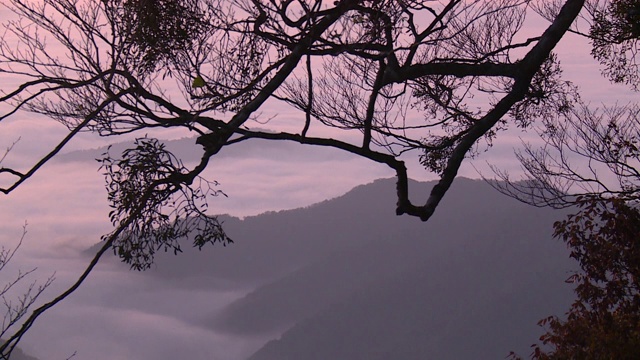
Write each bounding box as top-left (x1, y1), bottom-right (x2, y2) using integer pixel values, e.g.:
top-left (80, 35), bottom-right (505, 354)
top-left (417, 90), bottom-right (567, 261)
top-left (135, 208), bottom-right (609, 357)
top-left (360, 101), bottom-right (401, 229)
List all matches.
top-left (0, 0), bottom-right (595, 355)
top-left (493, 2), bottom-right (640, 357)
top-left (535, 0), bottom-right (640, 88)
top-left (497, 96), bottom-right (640, 360)
top-left (492, 102), bottom-right (640, 208)
top-left (508, 198), bottom-right (640, 359)
top-left (591, 0), bottom-right (640, 87)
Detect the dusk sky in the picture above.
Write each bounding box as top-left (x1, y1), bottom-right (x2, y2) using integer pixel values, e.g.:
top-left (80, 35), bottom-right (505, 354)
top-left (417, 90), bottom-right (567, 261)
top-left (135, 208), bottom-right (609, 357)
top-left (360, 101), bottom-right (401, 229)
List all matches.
top-left (0, 2), bottom-right (638, 360)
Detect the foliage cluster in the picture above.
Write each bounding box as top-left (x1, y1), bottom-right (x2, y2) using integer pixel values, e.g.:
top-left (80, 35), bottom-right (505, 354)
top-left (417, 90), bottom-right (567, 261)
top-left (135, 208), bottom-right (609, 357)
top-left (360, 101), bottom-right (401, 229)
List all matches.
top-left (591, 0), bottom-right (640, 87)
top-left (106, 0), bottom-right (213, 74)
top-left (510, 198), bottom-right (640, 359)
top-left (100, 137), bottom-right (231, 270)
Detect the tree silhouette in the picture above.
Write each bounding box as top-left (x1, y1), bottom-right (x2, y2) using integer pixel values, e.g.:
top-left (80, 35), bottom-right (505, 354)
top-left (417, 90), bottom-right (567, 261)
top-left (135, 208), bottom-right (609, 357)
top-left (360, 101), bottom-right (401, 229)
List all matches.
top-left (535, 0), bottom-right (640, 88)
top-left (508, 198), bottom-right (640, 359)
top-left (491, 2), bottom-right (640, 357)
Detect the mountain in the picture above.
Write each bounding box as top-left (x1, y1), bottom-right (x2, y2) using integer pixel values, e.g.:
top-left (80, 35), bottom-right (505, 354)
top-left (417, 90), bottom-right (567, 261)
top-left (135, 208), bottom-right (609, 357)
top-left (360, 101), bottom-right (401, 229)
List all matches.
top-left (0, 341), bottom-right (39, 360)
top-left (144, 177), bottom-right (429, 287)
top-left (129, 177), bottom-right (577, 359)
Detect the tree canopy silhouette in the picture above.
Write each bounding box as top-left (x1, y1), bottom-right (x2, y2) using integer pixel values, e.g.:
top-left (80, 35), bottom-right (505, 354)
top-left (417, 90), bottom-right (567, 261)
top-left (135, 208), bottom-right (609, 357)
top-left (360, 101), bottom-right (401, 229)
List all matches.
top-left (507, 198), bottom-right (640, 360)
top-left (491, 1), bottom-right (640, 357)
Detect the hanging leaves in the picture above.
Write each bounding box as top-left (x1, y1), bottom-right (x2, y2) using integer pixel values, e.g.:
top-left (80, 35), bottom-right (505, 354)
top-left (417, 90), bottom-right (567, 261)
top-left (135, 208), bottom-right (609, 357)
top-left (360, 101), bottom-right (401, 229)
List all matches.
top-left (99, 137), bottom-right (231, 270)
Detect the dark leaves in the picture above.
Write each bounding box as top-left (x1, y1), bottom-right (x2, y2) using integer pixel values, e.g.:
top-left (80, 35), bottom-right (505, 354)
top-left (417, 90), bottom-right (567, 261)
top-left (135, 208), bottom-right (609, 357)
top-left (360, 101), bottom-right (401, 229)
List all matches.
top-left (523, 197), bottom-right (640, 359)
top-left (105, 0), bottom-right (213, 74)
top-left (509, 54), bottom-right (578, 129)
top-left (99, 137), bottom-right (231, 270)
top-left (590, 0), bottom-right (640, 88)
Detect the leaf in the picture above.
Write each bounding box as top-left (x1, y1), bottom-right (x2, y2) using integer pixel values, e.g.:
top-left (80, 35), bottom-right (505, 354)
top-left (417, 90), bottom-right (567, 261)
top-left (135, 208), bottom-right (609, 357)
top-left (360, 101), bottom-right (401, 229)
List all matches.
top-left (192, 75), bottom-right (206, 88)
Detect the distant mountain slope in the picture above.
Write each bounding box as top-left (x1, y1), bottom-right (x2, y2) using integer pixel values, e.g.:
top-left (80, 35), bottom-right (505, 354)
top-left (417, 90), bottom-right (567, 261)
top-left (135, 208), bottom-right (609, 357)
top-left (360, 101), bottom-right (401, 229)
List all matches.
top-left (0, 341), bottom-right (39, 360)
top-left (247, 247), bottom-right (570, 360)
top-left (91, 177), bottom-right (417, 288)
top-left (151, 177), bottom-right (554, 286)
top-left (193, 178), bottom-right (577, 359)
top-left (93, 177), bottom-right (576, 359)
top-left (147, 177), bottom-right (425, 286)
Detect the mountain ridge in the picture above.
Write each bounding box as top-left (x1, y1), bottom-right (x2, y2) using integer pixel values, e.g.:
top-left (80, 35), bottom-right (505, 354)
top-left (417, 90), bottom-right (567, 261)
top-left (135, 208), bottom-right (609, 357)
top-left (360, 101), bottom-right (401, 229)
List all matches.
top-left (80, 177), bottom-right (577, 359)
top-left (198, 178), bottom-right (576, 359)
